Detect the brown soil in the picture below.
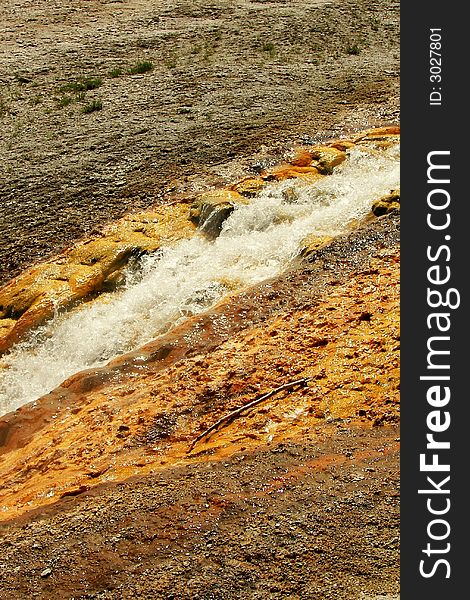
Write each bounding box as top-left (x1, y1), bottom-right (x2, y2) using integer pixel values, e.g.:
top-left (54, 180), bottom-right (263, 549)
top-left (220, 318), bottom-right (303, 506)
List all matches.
top-left (0, 424), bottom-right (399, 600)
top-left (0, 0), bottom-right (399, 287)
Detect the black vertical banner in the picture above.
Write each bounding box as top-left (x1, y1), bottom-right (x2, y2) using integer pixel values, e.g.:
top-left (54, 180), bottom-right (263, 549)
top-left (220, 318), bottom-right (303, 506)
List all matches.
top-left (401, 4), bottom-right (466, 598)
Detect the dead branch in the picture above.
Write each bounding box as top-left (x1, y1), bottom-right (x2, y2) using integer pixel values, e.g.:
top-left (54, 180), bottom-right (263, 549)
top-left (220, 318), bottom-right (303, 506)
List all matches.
top-left (187, 377), bottom-right (311, 453)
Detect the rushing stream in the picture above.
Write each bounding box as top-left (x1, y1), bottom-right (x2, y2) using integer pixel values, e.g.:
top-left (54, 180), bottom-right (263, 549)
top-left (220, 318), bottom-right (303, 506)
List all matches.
top-left (0, 145), bottom-right (400, 414)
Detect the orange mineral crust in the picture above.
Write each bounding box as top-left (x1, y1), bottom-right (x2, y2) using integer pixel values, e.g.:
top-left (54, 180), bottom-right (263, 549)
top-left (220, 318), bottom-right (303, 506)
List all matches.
top-left (0, 215), bottom-right (399, 521)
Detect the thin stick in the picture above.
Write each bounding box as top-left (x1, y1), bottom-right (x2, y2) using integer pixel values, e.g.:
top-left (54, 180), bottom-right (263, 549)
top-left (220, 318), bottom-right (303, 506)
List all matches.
top-left (187, 377), bottom-right (311, 452)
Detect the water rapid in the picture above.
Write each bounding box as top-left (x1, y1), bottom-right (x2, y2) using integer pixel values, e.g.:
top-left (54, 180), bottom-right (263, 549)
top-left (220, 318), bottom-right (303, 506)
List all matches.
top-left (0, 145), bottom-right (399, 414)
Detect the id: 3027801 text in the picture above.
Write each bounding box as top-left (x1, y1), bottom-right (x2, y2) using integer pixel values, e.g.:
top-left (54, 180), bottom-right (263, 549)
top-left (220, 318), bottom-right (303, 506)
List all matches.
top-left (429, 28), bottom-right (442, 106)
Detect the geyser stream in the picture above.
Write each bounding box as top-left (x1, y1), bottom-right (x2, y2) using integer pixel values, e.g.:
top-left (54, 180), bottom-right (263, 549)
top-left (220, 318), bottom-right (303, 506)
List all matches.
top-left (0, 146), bottom-right (399, 414)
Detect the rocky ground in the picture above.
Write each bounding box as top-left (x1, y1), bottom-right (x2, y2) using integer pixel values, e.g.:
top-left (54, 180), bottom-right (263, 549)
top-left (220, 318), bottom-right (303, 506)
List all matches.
top-left (0, 0), bottom-right (399, 286)
top-left (0, 426), bottom-right (400, 600)
top-left (0, 1), bottom-right (400, 598)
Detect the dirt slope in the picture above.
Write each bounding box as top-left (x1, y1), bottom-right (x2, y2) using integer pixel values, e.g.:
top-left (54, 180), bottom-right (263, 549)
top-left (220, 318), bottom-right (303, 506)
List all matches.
top-left (0, 0), bottom-right (399, 286)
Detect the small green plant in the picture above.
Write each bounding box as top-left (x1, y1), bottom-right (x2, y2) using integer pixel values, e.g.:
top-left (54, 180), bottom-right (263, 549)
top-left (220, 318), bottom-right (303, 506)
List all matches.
top-left (82, 99), bottom-right (103, 114)
top-left (262, 42), bottom-right (276, 58)
top-left (346, 44), bottom-right (360, 55)
top-left (109, 68), bottom-right (123, 78)
top-left (59, 81), bottom-right (82, 93)
top-left (59, 77), bottom-right (103, 93)
top-left (56, 90), bottom-right (85, 108)
top-left (128, 61), bottom-right (154, 75)
top-left (58, 95), bottom-right (73, 107)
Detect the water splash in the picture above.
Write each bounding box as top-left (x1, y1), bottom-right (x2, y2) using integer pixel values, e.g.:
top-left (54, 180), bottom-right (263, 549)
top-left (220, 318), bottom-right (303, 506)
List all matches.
top-left (0, 145), bottom-right (399, 414)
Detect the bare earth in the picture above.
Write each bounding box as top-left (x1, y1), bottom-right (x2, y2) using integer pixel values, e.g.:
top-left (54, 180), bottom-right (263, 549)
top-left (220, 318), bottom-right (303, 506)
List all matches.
top-left (0, 1), bottom-right (400, 598)
top-left (0, 0), bottom-right (398, 286)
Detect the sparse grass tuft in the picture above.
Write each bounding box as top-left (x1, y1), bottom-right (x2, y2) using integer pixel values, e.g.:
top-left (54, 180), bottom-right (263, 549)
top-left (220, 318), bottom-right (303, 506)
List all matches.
top-left (346, 44), bottom-right (360, 55)
top-left (109, 68), bottom-right (123, 78)
top-left (81, 77), bottom-right (103, 90)
top-left (60, 77), bottom-right (103, 93)
top-left (58, 95), bottom-right (74, 108)
top-left (59, 82), bottom-right (79, 93)
top-left (128, 61), bottom-right (154, 75)
top-left (82, 99), bottom-right (103, 114)
top-left (261, 42), bottom-right (276, 58)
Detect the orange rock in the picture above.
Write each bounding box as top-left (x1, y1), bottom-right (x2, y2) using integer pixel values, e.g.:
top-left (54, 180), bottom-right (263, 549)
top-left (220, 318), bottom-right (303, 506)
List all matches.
top-left (0, 294), bottom-right (65, 354)
top-left (299, 234), bottom-right (335, 258)
top-left (308, 146), bottom-right (347, 172)
top-left (328, 140), bottom-right (356, 151)
top-left (189, 189), bottom-right (247, 220)
top-left (231, 177), bottom-right (267, 197)
top-left (353, 126), bottom-right (400, 148)
top-left (288, 148), bottom-right (314, 167)
top-left (0, 234), bottom-right (400, 520)
top-left (189, 189), bottom-right (248, 237)
top-left (272, 146), bottom-right (346, 176)
top-left (262, 165), bottom-right (322, 181)
top-left (364, 126), bottom-right (400, 136)
top-left (0, 204), bottom-right (196, 355)
top-left (371, 189), bottom-right (400, 216)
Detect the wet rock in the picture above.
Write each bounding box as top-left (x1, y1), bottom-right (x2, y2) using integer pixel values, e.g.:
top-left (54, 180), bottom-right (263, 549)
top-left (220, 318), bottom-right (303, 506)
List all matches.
top-left (100, 269), bottom-right (127, 293)
top-left (372, 190), bottom-right (400, 216)
top-left (262, 146), bottom-right (346, 179)
top-left (0, 243), bottom-right (136, 354)
top-left (0, 212), bottom-right (400, 529)
top-left (299, 234), bottom-right (334, 258)
top-left (189, 190), bottom-right (248, 238)
top-left (0, 205), bottom-right (195, 355)
top-left (307, 146), bottom-right (347, 174)
top-left (363, 126), bottom-right (400, 136)
top-left (231, 177), bottom-right (267, 198)
top-left (261, 165), bottom-right (322, 182)
top-left (328, 140), bottom-right (356, 151)
top-left (288, 148), bottom-right (315, 167)
top-left (282, 187), bottom-right (301, 204)
top-left (355, 126), bottom-right (401, 149)
top-left (0, 318), bottom-right (16, 337)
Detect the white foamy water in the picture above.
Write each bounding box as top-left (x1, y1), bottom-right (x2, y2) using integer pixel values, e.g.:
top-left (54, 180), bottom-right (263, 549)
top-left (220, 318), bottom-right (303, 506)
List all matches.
top-left (0, 145), bottom-right (399, 414)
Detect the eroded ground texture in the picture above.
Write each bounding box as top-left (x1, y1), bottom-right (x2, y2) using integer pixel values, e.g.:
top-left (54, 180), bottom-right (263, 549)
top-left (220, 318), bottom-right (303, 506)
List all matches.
top-left (1, 0), bottom-right (399, 285)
